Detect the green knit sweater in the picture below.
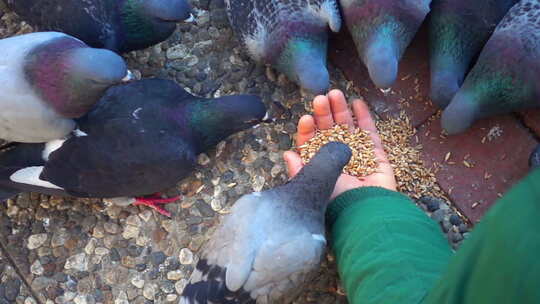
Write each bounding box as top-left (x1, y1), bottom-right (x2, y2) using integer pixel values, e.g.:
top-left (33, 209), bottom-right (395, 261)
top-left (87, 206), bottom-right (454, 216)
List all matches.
top-left (327, 169), bottom-right (540, 304)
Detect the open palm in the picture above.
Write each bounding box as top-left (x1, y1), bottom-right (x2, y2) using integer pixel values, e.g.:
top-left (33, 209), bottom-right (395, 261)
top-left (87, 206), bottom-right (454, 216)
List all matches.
top-left (284, 90), bottom-right (397, 200)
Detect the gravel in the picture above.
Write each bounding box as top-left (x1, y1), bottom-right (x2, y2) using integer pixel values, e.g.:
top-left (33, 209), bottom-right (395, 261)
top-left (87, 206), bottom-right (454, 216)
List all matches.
top-left (0, 0), bottom-right (471, 303)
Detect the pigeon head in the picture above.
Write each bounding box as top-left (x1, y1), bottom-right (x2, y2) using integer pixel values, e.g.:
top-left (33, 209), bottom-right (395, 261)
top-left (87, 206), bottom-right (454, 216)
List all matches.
top-left (183, 93), bottom-right (268, 152)
top-left (142, 0), bottom-right (193, 22)
top-left (119, 0), bottom-right (193, 52)
top-left (282, 142), bottom-right (352, 210)
top-left (297, 142), bottom-right (352, 180)
top-left (441, 91), bottom-right (479, 135)
top-left (363, 31), bottom-right (398, 89)
top-left (430, 68), bottom-right (463, 109)
top-left (24, 36), bottom-right (129, 118)
top-left (275, 36), bottom-right (330, 94)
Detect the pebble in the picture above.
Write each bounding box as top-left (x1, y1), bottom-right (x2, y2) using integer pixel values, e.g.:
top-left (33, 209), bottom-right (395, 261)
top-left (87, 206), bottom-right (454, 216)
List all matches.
top-left (150, 251), bottom-right (167, 266)
top-left (4, 278), bottom-right (21, 301)
top-left (161, 280), bottom-right (175, 294)
top-left (55, 291), bottom-right (76, 304)
top-left (27, 233), bottom-right (48, 249)
top-left (84, 238), bottom-right (98, 255)
top-left (179, 248), bottom-right (194, 265)
top-left (131, 276), bottom-right (145, 289)
top-left (94, 247), bottom-right (109, 255)
top-left (142, 283), bottom-right (157, 300)
top-left (449, 214), bottom-right (462, 226)
top-left (431, 209), bottom-right (446, 223)
top-left (65, 253), bottom-right (89, 272)
top-left (51, 228), bottom-right (69, 247)
top-left (138, 210), bottom-right (153, 223)
top-left (30, 260), bottom-right (44, 276)
top-left (167, 270), bottom-right (184, 281)
top-left (24, 298), bottom-right (37, 304)
top-left (104, 222), bottom-right (120, 234)
top-left (122, 225), bottom-right (140, 239)
top-left (166, 294), bottom-right (178, 302)
top-left (174, 279), bottom-right (188, 294)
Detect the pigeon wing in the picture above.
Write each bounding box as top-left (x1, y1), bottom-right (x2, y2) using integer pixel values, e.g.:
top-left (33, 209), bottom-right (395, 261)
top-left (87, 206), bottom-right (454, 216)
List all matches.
top-left (243, 230), bottom-right (326, 302)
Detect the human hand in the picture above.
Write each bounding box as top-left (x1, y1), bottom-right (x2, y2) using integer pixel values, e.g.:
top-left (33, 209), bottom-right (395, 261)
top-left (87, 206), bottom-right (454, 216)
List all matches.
top-left (283, 90), bottom-right (397, 200)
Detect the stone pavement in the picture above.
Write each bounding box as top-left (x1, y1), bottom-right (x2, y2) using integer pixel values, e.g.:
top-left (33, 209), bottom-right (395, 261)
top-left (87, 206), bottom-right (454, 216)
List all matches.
top-left (0, 0), bottom-right (524, 303)
top-left (329, 24), bottom-right (539, 224)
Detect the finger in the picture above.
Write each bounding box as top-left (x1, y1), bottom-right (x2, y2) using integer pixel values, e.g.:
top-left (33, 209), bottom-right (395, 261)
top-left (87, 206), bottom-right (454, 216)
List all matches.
top-left (296, 115), bottom-right (317, 147)
top-left (313, 95), bottom-right (334, 129)
top-left (283, 151), bottom-right (304, 178)
top-left (328, 90), bottom-right (354, 130)
top-left (352, 98), bottom-right (378, 134)
top-left (352, 99), bottom-right (391, 164)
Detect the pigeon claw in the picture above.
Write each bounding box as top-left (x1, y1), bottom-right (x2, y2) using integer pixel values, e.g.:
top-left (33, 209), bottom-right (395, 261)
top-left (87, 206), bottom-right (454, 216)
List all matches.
top-left (133, 193), bottom-right (181, 217)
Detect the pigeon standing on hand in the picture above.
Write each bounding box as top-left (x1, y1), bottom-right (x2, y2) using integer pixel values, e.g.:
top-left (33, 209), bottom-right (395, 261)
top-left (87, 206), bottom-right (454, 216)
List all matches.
top-left (0, 32), bottom-right (130, 143)
top-left (225, 0), bottom-right (342, 94)
top-left (180, 142), bottom-right (352, 303)
top-left (0, 79), bottom-right (267, 217)
top-left (429, 0), bottom-right (517, 108)
top-left (5, 0), bottom-right (193, 53)
top-left (441, 0), bottom-right (540, 134)
top-left (340, 0), bottom-right (431, 88)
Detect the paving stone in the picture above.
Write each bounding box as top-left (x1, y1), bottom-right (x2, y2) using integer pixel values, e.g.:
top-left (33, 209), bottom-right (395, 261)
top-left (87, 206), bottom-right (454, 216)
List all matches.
top-left (328, 24), bottom-right (437, 128)
top-left (416, 115), bottom-right (537, 222)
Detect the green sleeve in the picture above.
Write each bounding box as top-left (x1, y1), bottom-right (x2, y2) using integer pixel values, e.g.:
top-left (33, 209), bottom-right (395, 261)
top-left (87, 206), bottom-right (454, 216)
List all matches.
top-left (424, 169), bottom-right (540, 304)
top-left (327, 187), bottom-right (452, 304)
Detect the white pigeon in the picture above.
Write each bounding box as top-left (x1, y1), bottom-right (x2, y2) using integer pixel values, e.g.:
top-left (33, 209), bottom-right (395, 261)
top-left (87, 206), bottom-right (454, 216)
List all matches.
top-left (180, 142), bottom-right (352, 304)
top-left (0, 31), bottom-right (130, 143)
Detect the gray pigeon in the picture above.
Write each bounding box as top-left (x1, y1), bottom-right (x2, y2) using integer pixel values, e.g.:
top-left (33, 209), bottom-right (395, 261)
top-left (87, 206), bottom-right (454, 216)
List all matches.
top-left (340, 0), bottom-right (431, 88)
top-left (441, 0), bottom-right (540, 134)
top-left (225, 0), bottom-right (342, 94)
top-left (180, 142), bottom-right (352, 304)
top-left (0, 32), bottom-right (130, 143)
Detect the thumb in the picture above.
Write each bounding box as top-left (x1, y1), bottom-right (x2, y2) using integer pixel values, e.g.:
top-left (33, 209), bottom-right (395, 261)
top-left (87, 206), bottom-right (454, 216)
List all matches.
top-left (283, 151), bottom-right (304, 178)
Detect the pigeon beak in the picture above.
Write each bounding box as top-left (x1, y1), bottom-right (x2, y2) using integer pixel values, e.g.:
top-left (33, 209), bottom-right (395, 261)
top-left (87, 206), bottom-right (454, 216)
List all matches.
top-left (250, 112), bottom-right (275, 128)
top-left (122, 70), bottom-right (134, 82)
top-left (184, 13), bottom-right (196, 23)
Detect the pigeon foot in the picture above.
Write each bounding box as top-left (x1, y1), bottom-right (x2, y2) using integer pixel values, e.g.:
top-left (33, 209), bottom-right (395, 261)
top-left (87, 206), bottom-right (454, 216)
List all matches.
top-left (133, 193), bottom-right (181, 217)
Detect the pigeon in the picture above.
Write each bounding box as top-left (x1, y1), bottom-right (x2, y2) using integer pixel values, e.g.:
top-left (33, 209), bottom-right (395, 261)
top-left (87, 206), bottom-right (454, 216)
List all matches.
top-left (5, 0), bottom-right (193, 53)
top-left (429, 0), bottom-right (517, 108)
top-left (441, 0), bottom-right (540, 134)
top-left (0, 31), bottom-right (130, 143)
top-left (529, 144), bottom-right (540, 170)
top-left (0, 79), bottom-right (267, 217)
top-left (340, 0), bottom-right (431, 88)
top-left (224, 0), bottom-right (342, 94)
top-left (180, 142), bottom-right (352, 304)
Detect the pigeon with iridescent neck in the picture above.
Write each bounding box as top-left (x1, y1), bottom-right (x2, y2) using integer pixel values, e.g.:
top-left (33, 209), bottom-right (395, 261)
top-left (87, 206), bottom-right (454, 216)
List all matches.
top-left (340, 0), bottom-right (431, 88)
top-left (225, 0), bottom-right (342, 94)
top-left (5, 0), bottom-right (193, 53)
top-left (0, 32), bottom-right (130, 143)
top-left (442, 0), bottom-right (540, 134)
top-left (0, 79), bottom-right (267, 217)
top-left (429, 0), bottom-right (517, 108)
top-left (180, 142), bottom-right (352, 303)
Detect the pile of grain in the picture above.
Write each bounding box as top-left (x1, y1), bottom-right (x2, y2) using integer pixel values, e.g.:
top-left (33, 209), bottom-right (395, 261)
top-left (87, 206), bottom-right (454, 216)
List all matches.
top-left (298, 112), bottom-right (446, 200)
top-left (299, 124), bottom-right (378, 177)
top-left (376, 112), bottom-right (446, 199)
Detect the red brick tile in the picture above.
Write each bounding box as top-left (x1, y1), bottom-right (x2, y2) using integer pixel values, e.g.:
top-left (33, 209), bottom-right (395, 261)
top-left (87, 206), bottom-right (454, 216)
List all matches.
top-left (416, 115), bottom-right (537, 223)
top-left (329, 23), bottom-right (438, 127)
top-left (519, 109), bottom-right (540, 138)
